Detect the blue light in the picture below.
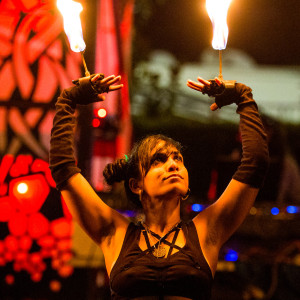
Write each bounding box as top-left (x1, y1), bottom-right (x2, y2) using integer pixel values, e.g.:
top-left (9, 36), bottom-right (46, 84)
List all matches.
top-left (271, 207), bottom-right (280, 215)
top-left (286, 206), bottom-right (298, 214)
top-left (191, 204), bottom-right (203, 212)
top-left (225, 249), bottom-right (238, 262)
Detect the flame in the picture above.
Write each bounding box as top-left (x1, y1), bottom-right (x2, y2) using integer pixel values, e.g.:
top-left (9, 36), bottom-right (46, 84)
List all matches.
top-left (206, 0), bottom-right (232, 50)
top-left (57, 0), bottom-right (86, 52)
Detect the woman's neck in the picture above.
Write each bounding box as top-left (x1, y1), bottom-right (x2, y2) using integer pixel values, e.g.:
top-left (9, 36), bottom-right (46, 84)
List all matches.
top-left (143, 200), bottom-right (181, 236)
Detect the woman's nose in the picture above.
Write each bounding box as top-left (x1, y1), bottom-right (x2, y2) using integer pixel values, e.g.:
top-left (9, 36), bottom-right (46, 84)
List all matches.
top-left (166, 158), bottom-right (179, 171)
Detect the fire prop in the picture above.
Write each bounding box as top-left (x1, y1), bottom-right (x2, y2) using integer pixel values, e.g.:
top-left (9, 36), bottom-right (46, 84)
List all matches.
top-left (206, 0), bottom-right (232, 80)
top-left (57, 0), bottom-right (90, 76)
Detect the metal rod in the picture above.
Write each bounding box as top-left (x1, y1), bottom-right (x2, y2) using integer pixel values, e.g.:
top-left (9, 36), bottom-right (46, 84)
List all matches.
top-left (81, 51), bottom-right (90, 77)
top-left (218, 50), bottom-right (223, 80)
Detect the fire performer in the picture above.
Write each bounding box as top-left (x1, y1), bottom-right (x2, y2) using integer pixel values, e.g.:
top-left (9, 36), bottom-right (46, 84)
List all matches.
top-left (49, 73), bottom-right (269, 299)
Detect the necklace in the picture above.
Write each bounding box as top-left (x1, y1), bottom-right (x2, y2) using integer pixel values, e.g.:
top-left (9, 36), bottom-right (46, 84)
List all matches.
top-left (142, 221), bottom-right (181, 258)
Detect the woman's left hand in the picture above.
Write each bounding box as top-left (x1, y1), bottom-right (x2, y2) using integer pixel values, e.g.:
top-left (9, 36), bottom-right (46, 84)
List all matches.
top-left (187, 77), bottom-right (223, 111)
top-left (91, 74), bottom-right (123, 92)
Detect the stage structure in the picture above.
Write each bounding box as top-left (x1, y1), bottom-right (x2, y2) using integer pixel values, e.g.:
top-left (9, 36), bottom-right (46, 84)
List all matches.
top-left (0, 0), bottom-right (134, 296)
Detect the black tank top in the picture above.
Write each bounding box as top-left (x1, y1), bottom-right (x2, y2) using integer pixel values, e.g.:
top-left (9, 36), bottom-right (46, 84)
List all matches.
top-left (109, 220), bottom-right (213, 299)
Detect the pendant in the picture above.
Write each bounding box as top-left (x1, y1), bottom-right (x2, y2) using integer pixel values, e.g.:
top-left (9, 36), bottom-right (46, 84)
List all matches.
top-left (152, 244), bottom-right (166, 258)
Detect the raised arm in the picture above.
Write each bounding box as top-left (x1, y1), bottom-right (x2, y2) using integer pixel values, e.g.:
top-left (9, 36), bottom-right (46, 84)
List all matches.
top-left (49, 74), bottom-right (129, 272)
top-left (187, 77), bottom-right (269, 273)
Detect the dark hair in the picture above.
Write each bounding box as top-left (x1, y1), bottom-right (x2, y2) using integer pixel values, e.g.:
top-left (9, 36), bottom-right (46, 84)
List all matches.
top-left (103, 134), bottom-right (183, 207)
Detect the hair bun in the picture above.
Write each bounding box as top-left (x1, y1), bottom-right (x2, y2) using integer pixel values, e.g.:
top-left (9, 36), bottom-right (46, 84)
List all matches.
top-left (103, 158), bottom-right (127, 185)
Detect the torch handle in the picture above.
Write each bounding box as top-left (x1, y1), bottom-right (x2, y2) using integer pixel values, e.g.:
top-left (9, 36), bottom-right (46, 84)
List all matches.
top-left (219, 50), bottom-right (223, 81)
top-left (81, 51), bottom-right (90, 77)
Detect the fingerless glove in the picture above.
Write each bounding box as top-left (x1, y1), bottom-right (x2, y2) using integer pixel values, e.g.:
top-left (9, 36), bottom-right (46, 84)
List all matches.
top-left (231, 84), bottom-right (269, 188)
top-left (49, 91), bottom-right (80, 190)
top-left (49, 75), bottom-right (106, 190)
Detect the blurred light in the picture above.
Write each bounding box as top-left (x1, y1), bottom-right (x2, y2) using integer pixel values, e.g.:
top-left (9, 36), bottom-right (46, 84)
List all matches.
top-left (92, 118), bottom-right (100, 128)
top-left (19, 235), bottom-right (32, 251)
top-left (31, 272), bottom-right (42, 282)
top-left (58, 264), bottom-right (74, 278)
top-left (37, 235), bottom-right (55, 249)
top-left (286, 206), bottom-right (298, 214)
top-left (0, 240), bottom-right (4, 254)
top-left (57, 239), bottom-right (72, 251)
top-left (5, 274), bottom-right (15, 285)
top-left (10, 174), bottom-right (50, 214)
top-left (16, 182), bottom-right (28, 194)
top-left (271, 207), bottom-right (280, 215)
top-left (191, 203), bottom-right (203, 212)
top-left (4, 235), bottom-right (19, 252)
top-left (0, 197), bottom-right (15, 222)
top-left (51, 218), bottom-right (73, 238)
top-left (50, 280), bottom-right (62, 292)
top-left (28, 213), bottom-right (50, 239)
top-left (8, 212), bottom-right (28, 236)
top-left (97, 108), bottom-right (107, 118)
top-left (249, 207), bottom-right (257, 215)
top-left (224, 249), bottom-right (238, 262)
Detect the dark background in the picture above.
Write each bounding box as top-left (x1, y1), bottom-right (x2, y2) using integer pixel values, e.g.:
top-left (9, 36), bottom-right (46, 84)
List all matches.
top-left (133, 0), bottom-right (300, 66)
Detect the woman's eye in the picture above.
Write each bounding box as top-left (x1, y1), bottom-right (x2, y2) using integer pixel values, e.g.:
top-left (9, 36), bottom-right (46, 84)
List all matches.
top-left (174, 155), bottom-right (183, 162)
top-left (151, 153), bottom-right (166, 165)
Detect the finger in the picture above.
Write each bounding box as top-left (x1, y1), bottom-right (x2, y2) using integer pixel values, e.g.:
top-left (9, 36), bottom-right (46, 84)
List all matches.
top-left (197, 77), bottom-right (210, 86)
top-left (187, 80), bottom-right (204, 92)
top-left (210, 103), bottom-right (219, 111)
top-left (109, 84), bottom-right (123, 91)
top-left (97, 94), bottom-right (106, 101)
top-left (100, 75), bottom-right (116, 84)
top-left (187, 84), bottom-right (202, 92)
top-left (91, 73), bottom-right (101, 83)
top-left (214, 77), bottom-right (223, 86)
top-left (105, 75), bottom-right (122, 86)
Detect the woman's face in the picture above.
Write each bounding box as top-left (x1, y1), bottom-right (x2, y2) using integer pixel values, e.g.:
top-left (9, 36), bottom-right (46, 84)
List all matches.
top-left (141, 142), bottom-right (189, 200)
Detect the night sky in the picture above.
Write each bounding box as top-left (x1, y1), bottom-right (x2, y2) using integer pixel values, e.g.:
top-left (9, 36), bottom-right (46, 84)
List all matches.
top-left (135, 0), bottom-right (300, 65)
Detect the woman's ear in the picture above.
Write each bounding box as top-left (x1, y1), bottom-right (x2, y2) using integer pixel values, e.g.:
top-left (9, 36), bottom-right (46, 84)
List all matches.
top-left (129, 178), bottom-right (142, 195)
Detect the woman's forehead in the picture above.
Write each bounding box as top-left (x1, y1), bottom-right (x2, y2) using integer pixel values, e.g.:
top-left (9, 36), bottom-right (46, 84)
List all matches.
top-left (150, 141), bottom-right (180, 156)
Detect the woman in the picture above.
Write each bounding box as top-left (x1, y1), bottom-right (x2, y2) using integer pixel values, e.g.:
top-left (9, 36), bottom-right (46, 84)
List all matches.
top-left (50, 74), bottom-right (269, 299)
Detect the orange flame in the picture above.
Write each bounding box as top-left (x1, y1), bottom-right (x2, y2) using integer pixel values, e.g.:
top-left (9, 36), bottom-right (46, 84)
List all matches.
top-left (57, 0), bottom-right (86, 52)
top-left (206, 0), bottom-right (232, 50)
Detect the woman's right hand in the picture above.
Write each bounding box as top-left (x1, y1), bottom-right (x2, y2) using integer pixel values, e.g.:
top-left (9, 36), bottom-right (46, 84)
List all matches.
top-left (90, 74), bottom-right (123, 101)
top-left (67, 73), bottom-right (123, 106)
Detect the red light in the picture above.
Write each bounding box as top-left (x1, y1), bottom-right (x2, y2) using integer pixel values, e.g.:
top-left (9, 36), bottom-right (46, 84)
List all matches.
top-left (58, 264), bottom-right (74, 278)
top-left (19, 235), bottom-right (32, 251)
top-left (15, 251), bottom-right (28, 262)
top-left (50, 280), bottom-right (62, 292)
top-left (0, 241), bottom-right (4, 255)
top-left (57, 238), bottom-right (72, 251)
top-left (8, 212), bottom-right (28, 236)
top-left (60, 251), bottom-right (72, 262)
top-left (16, 182), bottom-right (28, 194)
top-left (92, 118), bottom-right (100, 128)
top-left (0, 196), bottom-right (15, 222)
top-left (5, 235), bottom-right (19, 252)
top-left (97, 108), bottom-right (107, 118)
top-left (51, 218), bottom-right (73, 238)
top-left (37, 235), bottom-right (55, 249)
top-left (9, 174), bottom-right (50, 214)
top-left (27, 212), bottom-right (50, 239)
top-left (31, 272), bottom-right (42, 282)
top-left (5, 274), bottom-right (15, 285)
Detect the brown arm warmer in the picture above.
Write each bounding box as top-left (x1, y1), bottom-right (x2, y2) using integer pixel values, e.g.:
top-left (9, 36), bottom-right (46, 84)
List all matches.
top-left (49, 75), bottom-right (106, 190)
top-left (231, 85), bottom-right (270, 188)
top-left (49, 89), bottom-right (81, 190)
